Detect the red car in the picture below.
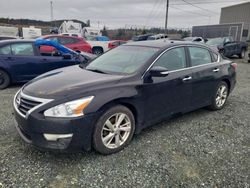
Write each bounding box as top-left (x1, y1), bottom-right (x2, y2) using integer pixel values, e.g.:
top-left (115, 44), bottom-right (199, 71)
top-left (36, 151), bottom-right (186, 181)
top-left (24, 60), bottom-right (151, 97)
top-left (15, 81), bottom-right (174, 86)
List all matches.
top-left (40, 35), bottom-right (92, 54)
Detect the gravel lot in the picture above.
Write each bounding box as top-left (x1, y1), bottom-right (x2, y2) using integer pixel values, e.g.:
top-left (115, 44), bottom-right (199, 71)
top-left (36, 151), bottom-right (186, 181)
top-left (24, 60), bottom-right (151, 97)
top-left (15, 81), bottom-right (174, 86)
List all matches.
top-left (0, 58), bottom-right (250, 188)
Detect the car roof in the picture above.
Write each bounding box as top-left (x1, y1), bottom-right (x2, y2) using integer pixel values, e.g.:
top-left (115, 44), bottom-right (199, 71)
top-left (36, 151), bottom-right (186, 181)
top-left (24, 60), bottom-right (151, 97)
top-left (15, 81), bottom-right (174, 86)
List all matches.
top-left (0, 39), bottom-right (35, 45)
top-left (43, 34), bottom-right (83, 39)
top-left (124, 40), bottom-right (210, 49)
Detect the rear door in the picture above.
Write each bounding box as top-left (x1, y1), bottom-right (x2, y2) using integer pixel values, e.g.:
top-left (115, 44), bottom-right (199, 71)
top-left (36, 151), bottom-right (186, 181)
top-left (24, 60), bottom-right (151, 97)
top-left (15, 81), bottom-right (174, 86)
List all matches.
top-left (188, 46), bottom-right (221, 109)
top-left (6, 42), bottom-right (42, 81)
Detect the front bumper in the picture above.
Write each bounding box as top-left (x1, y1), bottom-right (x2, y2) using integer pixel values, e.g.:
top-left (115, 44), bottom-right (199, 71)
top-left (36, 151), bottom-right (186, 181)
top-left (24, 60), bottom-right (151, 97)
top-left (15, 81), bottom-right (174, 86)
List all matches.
top-left (14, 107), bottom-right (99, 152)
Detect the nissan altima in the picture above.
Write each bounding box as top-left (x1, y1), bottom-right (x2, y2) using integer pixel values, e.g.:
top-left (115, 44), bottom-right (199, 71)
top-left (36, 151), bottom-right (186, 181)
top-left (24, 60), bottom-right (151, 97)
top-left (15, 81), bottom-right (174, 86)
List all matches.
top-left (13, 40), bottom-right (237, 154)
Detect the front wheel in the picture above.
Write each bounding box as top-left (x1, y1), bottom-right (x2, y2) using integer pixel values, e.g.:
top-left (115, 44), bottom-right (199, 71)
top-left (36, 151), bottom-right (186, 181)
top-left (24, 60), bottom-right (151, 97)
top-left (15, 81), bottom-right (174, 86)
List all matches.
top-left (93, 105), bottom-right (135, 155)
top-left (209, 81), bottom-right (229, 110)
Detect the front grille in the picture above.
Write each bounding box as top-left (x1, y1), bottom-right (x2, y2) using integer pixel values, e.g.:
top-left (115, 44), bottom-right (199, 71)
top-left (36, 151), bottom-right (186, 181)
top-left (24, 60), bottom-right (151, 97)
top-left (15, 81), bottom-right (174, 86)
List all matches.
top-left (17, 97), bottom-right (42, 116)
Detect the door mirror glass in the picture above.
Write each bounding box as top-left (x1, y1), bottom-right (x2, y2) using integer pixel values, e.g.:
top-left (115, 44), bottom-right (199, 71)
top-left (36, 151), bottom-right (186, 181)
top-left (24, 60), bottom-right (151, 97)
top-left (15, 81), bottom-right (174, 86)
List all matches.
top-left (149, 66), bottom-right (169, 77)
top-left (62, 53), bottom-right (72, 59)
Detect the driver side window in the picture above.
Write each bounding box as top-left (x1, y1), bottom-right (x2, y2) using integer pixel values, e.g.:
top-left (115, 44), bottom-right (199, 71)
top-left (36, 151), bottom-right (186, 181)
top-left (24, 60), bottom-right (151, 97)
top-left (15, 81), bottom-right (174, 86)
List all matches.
top-left (153, 47), bottom-right (186, 71)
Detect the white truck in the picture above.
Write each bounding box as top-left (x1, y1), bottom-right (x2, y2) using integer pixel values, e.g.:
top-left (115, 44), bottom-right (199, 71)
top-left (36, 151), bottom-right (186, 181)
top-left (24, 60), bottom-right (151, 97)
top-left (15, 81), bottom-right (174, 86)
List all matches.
top-left (58, 21), bottom-right (83, 37)
top-left (0, 26), bottom-right (19, 38)
top-left (83, 27), bottom-right (102, 37)
top-left (22, 26), bottom-right (42, 39)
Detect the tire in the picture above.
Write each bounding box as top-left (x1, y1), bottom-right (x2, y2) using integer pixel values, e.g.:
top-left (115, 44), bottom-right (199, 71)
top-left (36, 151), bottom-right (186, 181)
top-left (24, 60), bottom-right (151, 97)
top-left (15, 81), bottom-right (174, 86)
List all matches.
top-left (93, 47), bottom-right (104, 55)
top-left (0, 70), bottom-right (10, 89)
top-left (239, 49), bottom-right (246, 59)
top-left (209, 81), bottom-right (229, 111)
top-left (93, 105), bottom-right (135, 155)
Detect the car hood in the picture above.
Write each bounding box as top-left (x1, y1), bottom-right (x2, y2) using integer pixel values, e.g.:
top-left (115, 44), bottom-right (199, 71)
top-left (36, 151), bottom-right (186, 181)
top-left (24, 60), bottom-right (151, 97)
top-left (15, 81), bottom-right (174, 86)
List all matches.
top-left (22, 65), bottom-right (124, 98)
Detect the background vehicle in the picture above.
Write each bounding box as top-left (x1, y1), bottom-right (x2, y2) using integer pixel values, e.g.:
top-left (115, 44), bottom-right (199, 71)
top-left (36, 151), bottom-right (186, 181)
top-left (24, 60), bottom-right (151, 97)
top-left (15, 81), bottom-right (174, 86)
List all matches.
top-left (14, 41), bottom-right (236, 154)
top-left (22, 26), bottom-right (42, 39)
top-left (58, 21), bottom-right (83, 37)
top-left (40, 35), bottom-right (92, 54)
top-left (85, 36), bottom-right (110, 55)
top-left (147, 34), bottom-right (168, 40)
top-left (132, 34), bottom-right (153, 41)
top-left (83, 27), bottom-right (102, 37)
top-left (0, 26), bottom-right (19, 38)
top-left (0, 39), bottom-right (94, 89)
top-left (108, 40), bottom-right (127, 49)
top-left (183, 37), bottom-right (205, 43)
top-left (206, 37), bottom-right (248, 58)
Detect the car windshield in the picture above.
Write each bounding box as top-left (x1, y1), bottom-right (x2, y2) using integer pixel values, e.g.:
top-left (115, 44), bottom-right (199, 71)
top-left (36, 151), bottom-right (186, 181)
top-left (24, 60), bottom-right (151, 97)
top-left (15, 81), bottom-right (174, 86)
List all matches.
top-left (206, 38), bottom-right (224, 45)
top-left (86, 46), bottom-right (158, 75)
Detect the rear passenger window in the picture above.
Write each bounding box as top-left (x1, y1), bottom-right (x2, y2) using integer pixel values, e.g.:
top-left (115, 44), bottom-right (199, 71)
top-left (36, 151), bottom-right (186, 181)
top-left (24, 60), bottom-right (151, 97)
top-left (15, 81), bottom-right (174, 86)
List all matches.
top-left (11, 43), bottom-right (34, 56)
top-left (59, 37), bottom-right (78, 45)
top-left (0, 45), bottom-right (11, 55)
top-left (189, 47), bottom-right (212, 66)
top-left (153, 47), bottom-right (186, 71)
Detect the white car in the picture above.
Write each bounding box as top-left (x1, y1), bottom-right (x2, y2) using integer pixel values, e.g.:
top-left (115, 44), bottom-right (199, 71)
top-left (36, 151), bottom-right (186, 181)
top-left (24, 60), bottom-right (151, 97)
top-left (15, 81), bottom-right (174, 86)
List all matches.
top-left (85, 36), bottom-right (110, 55)
top-left (183, 37), bottom-right (205, 43)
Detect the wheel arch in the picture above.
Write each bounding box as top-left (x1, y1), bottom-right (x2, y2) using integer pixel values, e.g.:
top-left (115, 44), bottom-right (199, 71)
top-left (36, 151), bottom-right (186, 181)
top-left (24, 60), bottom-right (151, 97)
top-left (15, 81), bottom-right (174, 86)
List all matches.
top-left (221, 78), bottom-right (231, 92)
top-left (97, 98), bottom-right (141, 132)
top-left (0, 67), bottom-right (12, 83)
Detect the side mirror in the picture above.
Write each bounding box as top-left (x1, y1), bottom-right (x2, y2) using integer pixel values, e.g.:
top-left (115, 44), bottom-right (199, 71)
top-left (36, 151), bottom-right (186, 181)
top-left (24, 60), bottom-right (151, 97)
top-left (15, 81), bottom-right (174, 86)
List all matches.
top-left (149, 66), bottom-right (169, 77)
top-left (62, 53), bottom-right (72, 60)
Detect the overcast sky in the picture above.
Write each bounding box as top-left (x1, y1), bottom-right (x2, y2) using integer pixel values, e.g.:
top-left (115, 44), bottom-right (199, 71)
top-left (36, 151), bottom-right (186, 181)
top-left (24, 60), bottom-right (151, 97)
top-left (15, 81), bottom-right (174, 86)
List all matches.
top-left (0, 0), bottom-right (249, 29)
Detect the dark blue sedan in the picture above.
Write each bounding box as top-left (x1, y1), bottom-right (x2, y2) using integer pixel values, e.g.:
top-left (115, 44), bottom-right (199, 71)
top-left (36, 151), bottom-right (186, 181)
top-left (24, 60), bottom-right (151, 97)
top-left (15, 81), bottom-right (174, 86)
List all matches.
top-left (0, 39), bottom-right (94, 89)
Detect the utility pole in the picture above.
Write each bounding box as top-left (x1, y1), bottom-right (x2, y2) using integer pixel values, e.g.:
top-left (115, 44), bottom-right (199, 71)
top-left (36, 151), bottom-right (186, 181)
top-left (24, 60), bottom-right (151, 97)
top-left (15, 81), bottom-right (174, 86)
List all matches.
top-left (50, 1), bottom-right (54, 27)
top-left (165, 0), bottom-right (169, 34)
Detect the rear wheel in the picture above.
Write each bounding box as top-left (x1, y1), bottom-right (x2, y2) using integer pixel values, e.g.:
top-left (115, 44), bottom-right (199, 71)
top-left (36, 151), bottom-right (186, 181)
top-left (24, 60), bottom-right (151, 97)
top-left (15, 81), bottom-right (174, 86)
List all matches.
top-left (209, 81), bottom-right (229, 110)
top-left (239, 49), bottom-right (246, 59)
top-left (0, 70), bottom-right (10, 89)
top-left (93, 105), bottom-right (135, 155)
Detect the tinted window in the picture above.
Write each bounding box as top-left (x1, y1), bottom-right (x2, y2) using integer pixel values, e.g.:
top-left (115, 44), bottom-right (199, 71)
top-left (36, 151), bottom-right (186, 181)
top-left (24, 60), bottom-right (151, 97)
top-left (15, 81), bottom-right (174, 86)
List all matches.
top-left (11, 43), bottom-right (34, 56)
top-left (47, 37), bottom-right (58, 42)
top-left (86, 46), bottom-right (158, 74)
top-left (189, 47), bottom-right (212, 66)
top-left (59, 37), bottom-right (78, 44)
top-left (0, 45), bottom-right (11, 55)
top-left (153, 47), bottom-right (186, 71)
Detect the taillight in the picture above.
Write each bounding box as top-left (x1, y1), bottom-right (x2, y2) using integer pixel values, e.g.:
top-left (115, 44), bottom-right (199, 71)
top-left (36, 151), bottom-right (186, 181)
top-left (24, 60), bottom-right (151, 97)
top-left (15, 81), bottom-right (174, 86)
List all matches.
top-left (108, 42), bottom-right (115, 49)
top-left (231, 63), bottom-right (237, 71)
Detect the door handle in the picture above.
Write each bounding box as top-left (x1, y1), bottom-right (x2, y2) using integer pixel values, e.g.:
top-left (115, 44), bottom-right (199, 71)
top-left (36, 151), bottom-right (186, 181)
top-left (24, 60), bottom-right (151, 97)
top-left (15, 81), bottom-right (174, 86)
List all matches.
top-left (4, 57), bottom-right (12, 60)
top-left (182, 76), bottom-right (192, 81)
top-left (213, 68), bottom-right (220, 73)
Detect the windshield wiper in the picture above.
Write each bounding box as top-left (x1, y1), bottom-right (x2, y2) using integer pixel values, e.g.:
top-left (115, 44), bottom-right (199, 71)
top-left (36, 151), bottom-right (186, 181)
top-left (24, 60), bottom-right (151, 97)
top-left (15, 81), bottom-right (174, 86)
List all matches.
top-left (86, 68), bottom-right (107, 74)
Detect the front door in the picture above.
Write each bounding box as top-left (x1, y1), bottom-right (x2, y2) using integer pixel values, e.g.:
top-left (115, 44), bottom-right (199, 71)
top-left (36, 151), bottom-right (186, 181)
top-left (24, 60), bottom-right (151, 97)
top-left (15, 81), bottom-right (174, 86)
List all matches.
top-left (142, 47), bottom-right (193, 124)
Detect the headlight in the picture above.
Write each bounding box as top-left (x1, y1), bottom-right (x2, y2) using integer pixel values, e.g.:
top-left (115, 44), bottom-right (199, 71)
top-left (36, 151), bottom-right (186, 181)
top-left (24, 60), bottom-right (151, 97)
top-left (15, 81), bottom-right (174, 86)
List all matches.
top-left (44, 96), bottom-right (94, 118)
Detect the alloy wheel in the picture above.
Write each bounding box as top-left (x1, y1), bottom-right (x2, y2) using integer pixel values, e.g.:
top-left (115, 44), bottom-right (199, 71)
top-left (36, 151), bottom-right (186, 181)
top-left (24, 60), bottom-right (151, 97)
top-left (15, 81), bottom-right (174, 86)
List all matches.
top-left (101, 113), bottom-right (132, 149)
top-left (215, 85), bottom-right (228, 108)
